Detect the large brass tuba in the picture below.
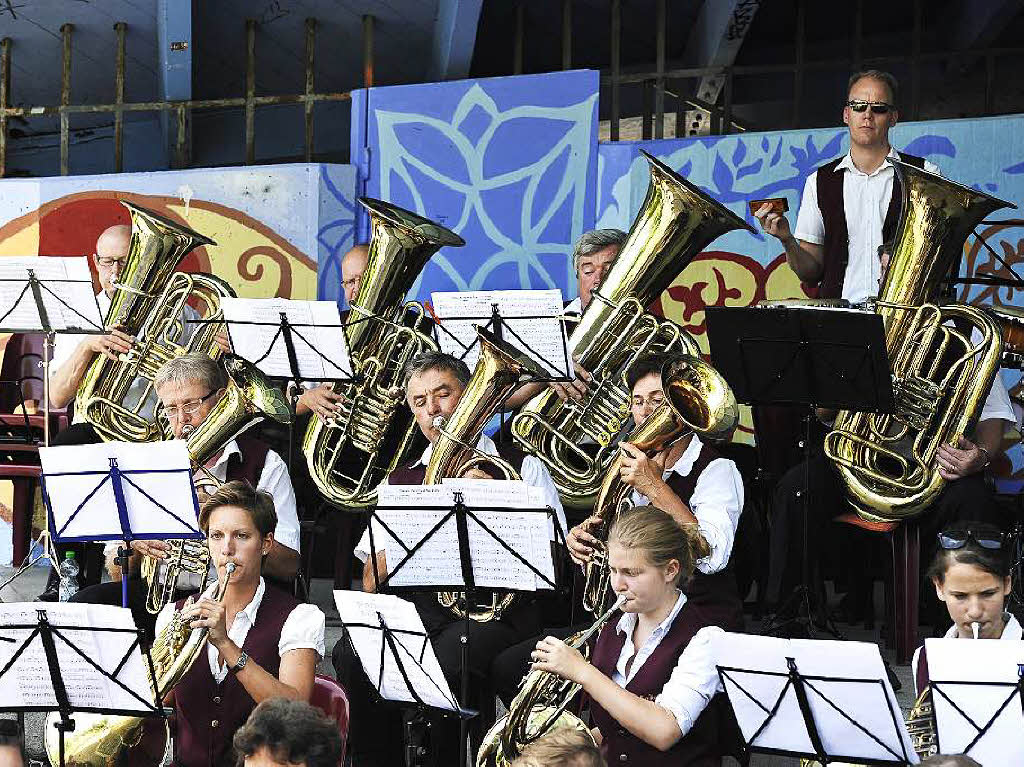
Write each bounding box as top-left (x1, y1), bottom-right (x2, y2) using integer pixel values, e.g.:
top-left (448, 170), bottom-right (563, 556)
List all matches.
top-left (423, 326), bottom-right (551, 622)
top-left (45, 563), bottom-right (236, 766)
top-left (477, 594), bottom-right (627, 767)
top-left (77, 201), bottom-right (234, 442)
top-left (142, 355), bottom-right (292, 614)
top-left (303, 198), bottom-right (465, 509)
top-left (824, 162), bottom-right (1015, 522)
top-left (581, 354), bottom-right (737, 614)
top-left (511, 151), bottom-right (754, 511)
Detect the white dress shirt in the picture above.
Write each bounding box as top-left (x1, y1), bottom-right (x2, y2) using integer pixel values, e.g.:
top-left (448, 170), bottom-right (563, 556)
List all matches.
top-left (793, 147), bottom-right (940, 305)
top-left (611, 590), bottom-right (687, 687)
top-left (629, 435), bottom-right (744, 574)
top-left (911, 612), bottom-right (1022, 695)
top-left (564, 296), bottom-right (583, 316)
top-left (354, 433), bottom-right (566, 562)
top-left (154, 577), bottom-right (325, 684)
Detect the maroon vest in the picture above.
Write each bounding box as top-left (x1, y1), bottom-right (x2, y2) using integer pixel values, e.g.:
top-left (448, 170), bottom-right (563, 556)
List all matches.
top-left (172, 584), bottom-right (300, 767)
top-left (815, 151), bottom-right (926, 299)
top-left (665, 442), bottom-right (745, 632)
top-left (587, 602), bottom-right (724, 766)
top-left (224, 434), bottom-right (272, 487)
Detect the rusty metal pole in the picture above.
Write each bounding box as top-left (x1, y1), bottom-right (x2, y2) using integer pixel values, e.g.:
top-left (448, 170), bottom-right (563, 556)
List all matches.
top-left (245, 18), bottom-right (257, 165)
top-left (610, 0), bottom-right (620, 142)
top-left (60, 24), bottom-right (73, 176)
top-left (0, 38), bottom-right (10, 179)
top-left (175, 103), bottom-right (187, 169)
top-left (304, 18), bottom-right (316, 162)
top-left (114, 22), bottom-right (126, 173)
top-left (561, 0), bottom-right (572, 70)
top-left (362, 15), bottom-right (375, 88)
top-left (792, 0), bottom-right (804, 128)
top-left (654, 0), bottom-right (665, 139)
top-left (513, 3), bottom-right (524, 75)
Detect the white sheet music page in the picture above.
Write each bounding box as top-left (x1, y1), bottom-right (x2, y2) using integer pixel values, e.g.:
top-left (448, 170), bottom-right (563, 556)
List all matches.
top-left (926, 638), bottom-right (1024, 767)
top-left (41, 440), bottom-right (201, 542)
top-left (373, 485), bottom-right (462, 588)
top-left (0, 256), bottom-right (102, 332)
top-left (220, 297), bottom-right (353, 380)
top-left (333, 591), bottom-right (460, 711)
top-left (0, 603), bottom-right (155, 713)
top-left (431, 289), bottom-right (569, 377)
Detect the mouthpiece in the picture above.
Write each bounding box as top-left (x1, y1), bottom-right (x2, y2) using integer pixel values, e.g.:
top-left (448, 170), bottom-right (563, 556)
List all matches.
top-left (972, 621), bottom-right (981, 639)
top-left (613, 594), bottom-right (629, 609)
top-left (431, 415), bottom-right (446, 429)
top-left (225, 562), bottom-right (237, 575)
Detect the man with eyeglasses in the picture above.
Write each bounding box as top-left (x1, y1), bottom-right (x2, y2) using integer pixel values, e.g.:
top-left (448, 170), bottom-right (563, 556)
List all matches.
top-left (69, 352), bottom-right (300, 639)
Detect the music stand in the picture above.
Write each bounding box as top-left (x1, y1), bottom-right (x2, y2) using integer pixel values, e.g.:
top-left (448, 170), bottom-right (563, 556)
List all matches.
top-left (39, 440), bottom-right (203, 609)
top-left (706, 304), bottom-right (893, 638)
top-left (0, 602), bottom-right (163, 767)
top-left (367, 484), bottom-right (562, 767)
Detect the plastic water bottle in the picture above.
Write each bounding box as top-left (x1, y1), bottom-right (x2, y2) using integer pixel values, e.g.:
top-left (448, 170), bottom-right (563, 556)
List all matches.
top-left (58, 551), bottom-right (79, 602)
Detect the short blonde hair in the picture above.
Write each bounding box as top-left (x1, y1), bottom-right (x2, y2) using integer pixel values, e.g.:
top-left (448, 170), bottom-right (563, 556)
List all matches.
top-left (510, 729), bottom-right (604, 767)
top-left (608, 505), bottom-right (709, 586)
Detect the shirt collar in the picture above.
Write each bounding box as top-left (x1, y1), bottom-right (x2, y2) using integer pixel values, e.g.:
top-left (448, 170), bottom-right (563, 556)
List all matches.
top-left (835, 145), bottom-right (899, 177)
top-left (667, 434), bottom-right (705, 478)
top-left (210, 438), bottom-right (241, 469)
top-left (615, 589), bottom-right (687, 638)
top-left (97, 290), bottom-right (111, 312)
top-left (564, 296), bottom-right (583, 316)
top-left (414, 434), bottom-right (495, 467)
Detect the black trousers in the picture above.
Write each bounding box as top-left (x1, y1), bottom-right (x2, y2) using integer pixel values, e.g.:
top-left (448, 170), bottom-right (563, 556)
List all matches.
top-left (71, 578), bottom-right (199, 645)
top-left (332, 593), bottom-right (542, 766)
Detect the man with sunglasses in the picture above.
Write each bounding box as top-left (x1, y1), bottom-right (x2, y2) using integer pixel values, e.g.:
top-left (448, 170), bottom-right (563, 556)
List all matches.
top-left (69, 352), bottom-right (300, 639)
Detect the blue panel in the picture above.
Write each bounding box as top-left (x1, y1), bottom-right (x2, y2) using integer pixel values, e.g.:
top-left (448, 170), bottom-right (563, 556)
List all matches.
top-left (317, 164), bottom-right (359, 305)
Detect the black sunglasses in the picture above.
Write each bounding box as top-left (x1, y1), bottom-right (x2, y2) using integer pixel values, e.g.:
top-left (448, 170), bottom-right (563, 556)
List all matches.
top-left (938, 529), bottom-right (1006, 551)
top-left (846, 100), bottom-right (894, 114)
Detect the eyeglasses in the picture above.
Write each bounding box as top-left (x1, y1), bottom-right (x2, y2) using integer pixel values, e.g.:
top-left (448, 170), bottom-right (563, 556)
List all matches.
top-left (938, 529), bottom-right (1006, 551)
top-left (158, 389), bottom-right (219, 421)
top-left (846, 100), bottom-right (894, 114)
top-left (632, 394), bottom-right (665, 410)
top-left (95, 255), bottom-right (129, 268)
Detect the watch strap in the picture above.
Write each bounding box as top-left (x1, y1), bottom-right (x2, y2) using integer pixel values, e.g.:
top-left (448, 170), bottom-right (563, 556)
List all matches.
top-left (231, 651), bottom-right (249, 673)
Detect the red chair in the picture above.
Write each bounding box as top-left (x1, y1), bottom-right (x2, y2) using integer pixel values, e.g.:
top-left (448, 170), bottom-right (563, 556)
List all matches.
top-left (310, 674), bottom-right (349, 765)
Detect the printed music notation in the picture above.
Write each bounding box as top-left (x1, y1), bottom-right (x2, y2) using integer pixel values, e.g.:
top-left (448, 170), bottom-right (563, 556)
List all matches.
top-left (0, 256), bottom-right (102, 332)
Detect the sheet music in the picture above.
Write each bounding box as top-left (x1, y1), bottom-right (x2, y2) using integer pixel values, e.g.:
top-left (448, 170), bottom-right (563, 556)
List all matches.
top-left (431, 289), bottom-right (569, 377)
top-left (0, 256), bottom-right (102, 332)
top-left (715, 633), bottom-right (916, 764)
top-left (220, 297), bottom-right (354, 380)
top-left (926, 638), bottom-right (1024, 767)
top-left (0, 603), bottom-right (155, 714)
top-left (333, 591), bottom-right (459, 711)
top-left (41, 440), bottom-right (202, 542)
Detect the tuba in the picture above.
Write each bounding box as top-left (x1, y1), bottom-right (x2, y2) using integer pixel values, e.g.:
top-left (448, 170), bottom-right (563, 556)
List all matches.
top-left (511, 151), bottom-right (754, 511)
top-left (581, 354), bottom-right (737, 614)
top-left (77, 201), bottom-right (234, 443)
top-left (45, 563), bottom-right (236, 766)
top-left (303, 198), bottom-right (465, 509)
top-left (142, 355), bottom-right (291, 614)
top-left (477, 594), bottom-right (627, 767)
top-left (824, 162), bottom-right (1015, 522)
top-left (423, 326), bottom-right (550, 622)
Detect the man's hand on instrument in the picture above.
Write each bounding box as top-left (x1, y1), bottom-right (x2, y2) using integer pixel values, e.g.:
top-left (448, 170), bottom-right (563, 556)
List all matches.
top-left (461, 467), bottom-right (498, 480)
top-left (298, 384), bottom-right (344, 421)
top-left (130, 539), bottom-right (170, 561)
top-left (213, 329), bottom-right (232, 354)
top-left (618, 442), bottom-right (665, 495)
top-left (754, 202), bottom-right (793, 243)
top-left (567, 515), bottom-right (602, 566)
top-left (531, 636), bottom-right (589, 683)
top-left (937, 436), bottom-right (990, 480)
top-left (87, 325), bottom-right (134, 362)
top-left (182, 597), bottom-right (228, 646)
top-left (548, 359), bottom-right (592, 403)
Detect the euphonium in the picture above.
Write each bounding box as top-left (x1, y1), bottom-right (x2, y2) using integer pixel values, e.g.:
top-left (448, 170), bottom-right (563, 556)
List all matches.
top-left (303, 198), bottom-right (465, 509)
top-left (424, 325), bottom-right (550, 622)
top-left (142, 356), bottom-right (291, 614)
top-left (581, 354), bottom-right (737, 614)
top-left (824, 162), bottom-right (1015, 522)
top-left (77, 201), bottom-right (234, 443)
top-left (511, 151), bottom-right (753, 511)
top-left (44, 562), bottom-right (236, 766)
top-left (477, 594), bottom-right (628, 767)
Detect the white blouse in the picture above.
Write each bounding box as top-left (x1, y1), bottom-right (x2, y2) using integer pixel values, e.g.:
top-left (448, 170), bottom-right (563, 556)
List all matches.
top-left (155, 577), bottom-right (325, 684)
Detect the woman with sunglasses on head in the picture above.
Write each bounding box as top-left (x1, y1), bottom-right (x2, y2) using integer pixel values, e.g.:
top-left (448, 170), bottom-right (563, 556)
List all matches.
top-left (913, 524), bottom-right (1018, 697)
top-left (532, 506), bottom-right (735, 766)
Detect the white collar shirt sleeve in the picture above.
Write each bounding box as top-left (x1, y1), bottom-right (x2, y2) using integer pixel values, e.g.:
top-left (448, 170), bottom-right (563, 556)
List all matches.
top-left (653, 625), bottom-right (724, 738)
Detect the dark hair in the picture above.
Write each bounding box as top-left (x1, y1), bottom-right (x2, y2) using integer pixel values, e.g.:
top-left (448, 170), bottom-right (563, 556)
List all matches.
top-left (0, 718), bottom-right (26, 766)
top-left (233, 698), bottom-right (343, 767)
top-left (402, 350), bottom-right (471, 390)
top-left (199, 480), bottom-right (277, 538)
top-left (926, 522), bottom-right (1011, 584)
top-left (626, 354), bottom-right (672, 394)
top-left (847, 69), bottom-right (899, 106)
top-left (919, 755), bottom-right (983, 767)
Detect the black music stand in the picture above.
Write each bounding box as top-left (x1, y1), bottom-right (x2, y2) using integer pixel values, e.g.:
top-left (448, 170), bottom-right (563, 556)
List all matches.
top-left (706, 304), bottom-right (893, 638)
top-left (0, 606), bottom-right (163, 767)
top-left (367, 490), bottom-right (562, 767)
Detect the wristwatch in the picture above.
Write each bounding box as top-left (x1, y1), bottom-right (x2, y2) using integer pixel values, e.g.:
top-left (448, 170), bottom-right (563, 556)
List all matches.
top-left (231, 651), bottom-right (249, 674)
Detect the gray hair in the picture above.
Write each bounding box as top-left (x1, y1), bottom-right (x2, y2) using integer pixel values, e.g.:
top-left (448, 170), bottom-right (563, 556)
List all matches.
top-left (848, 69), bottom-right (898, 106)
top-left (401, 351), bottom-right (471, 391)
top-left (572, 228), bottom-right (627, 272)
top-left (154, 352), bottom-right (227, 393)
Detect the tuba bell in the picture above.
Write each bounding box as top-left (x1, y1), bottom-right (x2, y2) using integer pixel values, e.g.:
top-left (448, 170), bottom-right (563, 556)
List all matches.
top-left (824, 162), bottom-right (1015, 522)
top-left (423, 325), bottom-right (551, 622)
top-left (581, 354), bottom-right (736, 614)
top-left (511, 151), bottom-right (754, 511)
top-left (303, 198), bottom-right (465, 510)
top-left (77, 201), bottom-right (234, 443)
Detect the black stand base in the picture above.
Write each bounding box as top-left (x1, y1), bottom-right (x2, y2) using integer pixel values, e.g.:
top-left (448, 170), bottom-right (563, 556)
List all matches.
top-left (403, 708), bottom-right (434, 767)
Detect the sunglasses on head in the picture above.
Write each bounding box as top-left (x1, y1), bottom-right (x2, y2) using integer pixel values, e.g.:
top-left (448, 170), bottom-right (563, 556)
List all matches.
top-left (938, 529), bottom-right (1006, 551)
top-left (846, 100), bottom-right (894, 114)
